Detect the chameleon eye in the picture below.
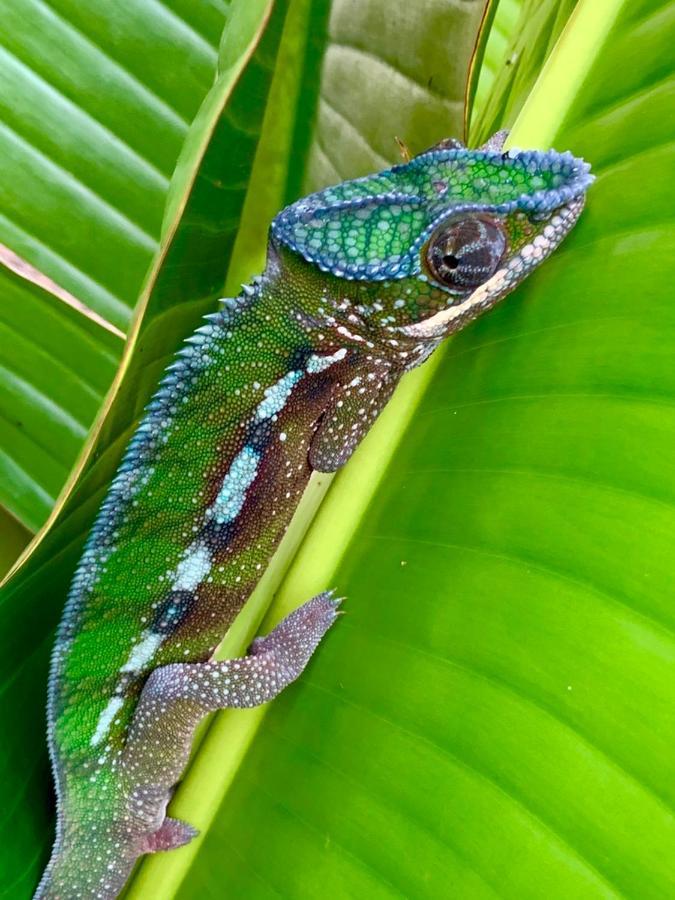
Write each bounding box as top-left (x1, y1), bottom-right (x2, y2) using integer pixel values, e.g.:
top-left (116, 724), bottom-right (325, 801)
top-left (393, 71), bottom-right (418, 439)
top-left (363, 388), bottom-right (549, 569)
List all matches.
top-left (424, 214), bottom-right (507, 291)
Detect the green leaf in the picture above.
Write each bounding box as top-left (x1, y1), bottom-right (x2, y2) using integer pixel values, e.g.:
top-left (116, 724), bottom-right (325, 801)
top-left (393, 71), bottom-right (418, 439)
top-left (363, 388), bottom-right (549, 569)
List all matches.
top-left (471, 0), bottom-right (578, 142)
top-left (162, 1), bottom-right (675, 897)
top-left (0, 507), bottom-right (30, 579)
top-left (0, 2), bottom-right (289, 894)
top-left (0, 1), bottom-right (229, 530)
top-left (0, 0), bottom-right (226, 327)
top-left (224, 0), bottom-right (332, 293)
top-left (470, 0), bottom-right (522, 115)
top-left (303, 0), bottom-right (490, 192)
top-left (0, 264), bottom-right (120, 530)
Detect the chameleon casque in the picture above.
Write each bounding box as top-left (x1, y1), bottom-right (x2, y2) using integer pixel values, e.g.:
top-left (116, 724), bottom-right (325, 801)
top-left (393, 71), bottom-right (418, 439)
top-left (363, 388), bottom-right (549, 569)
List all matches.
top-left (36, 131), bottom-right (592, 898)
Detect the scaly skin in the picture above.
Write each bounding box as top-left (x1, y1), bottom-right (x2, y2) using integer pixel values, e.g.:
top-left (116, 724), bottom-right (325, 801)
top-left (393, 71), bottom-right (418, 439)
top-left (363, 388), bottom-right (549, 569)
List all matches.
top-left (36, 132), bottom-right (592, 898)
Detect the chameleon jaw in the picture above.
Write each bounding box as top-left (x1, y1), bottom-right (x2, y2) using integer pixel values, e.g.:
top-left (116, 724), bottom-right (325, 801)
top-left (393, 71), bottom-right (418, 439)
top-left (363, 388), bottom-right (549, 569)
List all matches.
top-left (396, 195), bottom-right (586, 341)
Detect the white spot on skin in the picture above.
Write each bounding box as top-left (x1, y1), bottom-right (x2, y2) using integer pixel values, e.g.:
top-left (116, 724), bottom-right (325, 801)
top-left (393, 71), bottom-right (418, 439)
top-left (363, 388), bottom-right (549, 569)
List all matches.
top-left (208, 447), bottom-right (260, 524)
top-left (255, 371), bottom-right (302, 420)
top-left (336, 325), bottom-right (365, 342)
top-left (173, 543), bottom-right (212, 591)
top-left (91, 696), bottom-right (124, 746)
top-left (306, 347), bottom-right (347, 373)
top-left (120, 630), bottom-right (164, 674)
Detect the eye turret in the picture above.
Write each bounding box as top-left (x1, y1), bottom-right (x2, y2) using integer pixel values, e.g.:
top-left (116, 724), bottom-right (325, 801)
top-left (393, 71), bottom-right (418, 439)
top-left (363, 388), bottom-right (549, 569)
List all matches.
top-left (424, 214), bottom-right (507, 291)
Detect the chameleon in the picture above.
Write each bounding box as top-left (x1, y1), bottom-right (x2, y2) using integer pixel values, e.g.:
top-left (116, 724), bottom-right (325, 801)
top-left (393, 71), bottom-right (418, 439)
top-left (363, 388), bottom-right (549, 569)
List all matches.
top-left (35, 130), bottom-right (592, 899)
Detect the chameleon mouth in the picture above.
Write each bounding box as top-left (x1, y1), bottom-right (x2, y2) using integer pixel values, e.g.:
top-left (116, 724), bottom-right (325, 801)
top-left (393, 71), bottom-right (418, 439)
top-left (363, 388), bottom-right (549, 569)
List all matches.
top-left (397, 194), bottom-right (586, 341)
top-left (271, 148), bottom-right (593, 282)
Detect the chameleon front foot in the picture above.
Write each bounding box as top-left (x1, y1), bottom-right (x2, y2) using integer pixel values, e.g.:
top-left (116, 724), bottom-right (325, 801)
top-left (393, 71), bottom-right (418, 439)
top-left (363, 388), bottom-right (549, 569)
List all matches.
top-left (123, 592), bottom-right (341, 786)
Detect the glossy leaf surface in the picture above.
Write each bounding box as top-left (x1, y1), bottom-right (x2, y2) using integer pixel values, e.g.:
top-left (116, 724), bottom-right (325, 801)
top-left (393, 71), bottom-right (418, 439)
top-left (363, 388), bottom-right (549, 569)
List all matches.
top-left (0, 0), bottom-right (226, 327)
top-left (470, 0), bottom-right (521, 114)
top-left (0, 0), bottom-right (228, 529)
top-left (471, 0), bottom-right (578, 142)
top-left (303, 0), bottom-right (490, 191)
top-left (0, 266), bottom-right (120, 530)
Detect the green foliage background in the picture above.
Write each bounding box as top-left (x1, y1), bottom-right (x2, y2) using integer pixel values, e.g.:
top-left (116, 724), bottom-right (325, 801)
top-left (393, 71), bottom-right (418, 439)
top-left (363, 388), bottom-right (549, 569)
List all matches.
top-left (1, 0), bottom-right (674, 897)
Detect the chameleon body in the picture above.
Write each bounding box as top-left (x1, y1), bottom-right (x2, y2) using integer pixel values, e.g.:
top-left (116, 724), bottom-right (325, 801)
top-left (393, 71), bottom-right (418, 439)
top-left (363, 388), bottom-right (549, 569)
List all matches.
top-left (36, 132), bottom-right (592, 898)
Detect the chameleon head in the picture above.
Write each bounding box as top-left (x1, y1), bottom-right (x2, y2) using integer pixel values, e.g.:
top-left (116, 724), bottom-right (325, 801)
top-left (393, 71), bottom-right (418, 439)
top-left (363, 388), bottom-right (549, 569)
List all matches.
top-left (271, 132), bottom-right (593, 345)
